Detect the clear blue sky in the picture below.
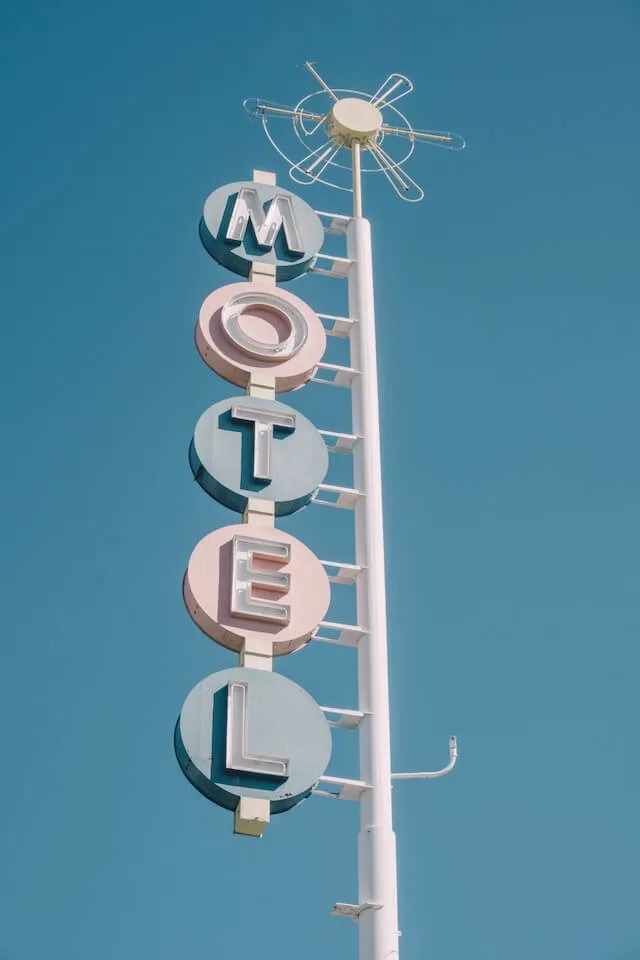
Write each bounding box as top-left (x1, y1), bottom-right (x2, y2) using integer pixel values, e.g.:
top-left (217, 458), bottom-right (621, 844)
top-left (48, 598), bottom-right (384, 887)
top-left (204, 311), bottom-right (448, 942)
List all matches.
top-left (1, 1), bottom-right (639, 958)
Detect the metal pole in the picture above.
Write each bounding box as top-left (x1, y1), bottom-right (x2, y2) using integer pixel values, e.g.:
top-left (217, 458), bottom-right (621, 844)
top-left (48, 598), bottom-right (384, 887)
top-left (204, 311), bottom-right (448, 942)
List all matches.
top-left (352, 142), bottom-right (363, 219)
top-left (347, 171), bottom-right (399, 959)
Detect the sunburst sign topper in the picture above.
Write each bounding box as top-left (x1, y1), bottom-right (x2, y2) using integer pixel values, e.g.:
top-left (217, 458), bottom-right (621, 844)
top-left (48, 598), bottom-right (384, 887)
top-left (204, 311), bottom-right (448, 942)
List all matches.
top-left (244, 61), bottom-right (465, 203)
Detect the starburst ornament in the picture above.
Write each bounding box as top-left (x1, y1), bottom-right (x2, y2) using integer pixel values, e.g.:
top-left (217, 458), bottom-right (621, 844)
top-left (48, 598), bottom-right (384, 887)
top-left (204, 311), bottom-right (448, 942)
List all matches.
top-left (244, 61), bottom-right (465, 203)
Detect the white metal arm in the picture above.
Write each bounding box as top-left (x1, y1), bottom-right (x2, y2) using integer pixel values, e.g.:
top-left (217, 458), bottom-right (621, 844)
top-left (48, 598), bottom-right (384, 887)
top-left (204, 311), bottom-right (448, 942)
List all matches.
top-left (391, 736), bottom-right (458, 780)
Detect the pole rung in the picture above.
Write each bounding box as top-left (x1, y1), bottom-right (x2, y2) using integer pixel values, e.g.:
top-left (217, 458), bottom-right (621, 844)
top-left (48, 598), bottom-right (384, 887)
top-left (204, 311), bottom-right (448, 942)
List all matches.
top-left (310, 253), bottom-right (352, 277)
top-left (319, 429), bottom-right (361, 453)
top-left (314, 211), bottom-right (351, 235)
top-left (317, 313), bottom-right (356, 338)
top-left (318, 775), bottom-right (371, 801)
top-left (312, 620), bottom-right (367, 647)
top-left (312, 483), bottom-right (362, 510)
top-left (320, 560), bottom-right (364, 585)
top-left (311, 362), bottom-right (359, 388)
top-left (320, 706), bottom-right (368, 730)
top-left (331, 901), bottom-right (382, 920)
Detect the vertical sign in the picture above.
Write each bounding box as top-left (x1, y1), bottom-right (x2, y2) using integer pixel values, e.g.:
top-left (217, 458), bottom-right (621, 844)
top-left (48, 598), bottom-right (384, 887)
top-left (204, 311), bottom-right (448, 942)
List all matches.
top-left (176, 177), bottom-right (333, 837)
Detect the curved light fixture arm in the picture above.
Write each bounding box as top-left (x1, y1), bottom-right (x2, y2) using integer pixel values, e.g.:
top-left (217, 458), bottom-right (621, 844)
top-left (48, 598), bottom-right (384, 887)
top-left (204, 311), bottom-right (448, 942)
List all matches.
top-left (391, 736), bottom-right (458, 780)
top-left (370, 141), bottom-right (424, 203)
top-left (290, 141), bottom-right (340, 186)
top-left (370, 73), bottom-right (414, 107)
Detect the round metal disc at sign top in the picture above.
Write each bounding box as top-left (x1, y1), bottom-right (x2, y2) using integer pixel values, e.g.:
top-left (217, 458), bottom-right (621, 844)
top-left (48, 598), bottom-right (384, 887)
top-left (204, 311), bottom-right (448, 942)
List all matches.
top-left (199, 180), bottom-right (324, 282)
top-left (328, 98), bottom-right (384, 145)
top-left (183, 522), bottom-right (331, 656)
top-left (175, 667), bottom-right (332, 814)
top-left (189, 395), bottom-right (329, 516)
top-left (196, 281), bottom-right (326, 393)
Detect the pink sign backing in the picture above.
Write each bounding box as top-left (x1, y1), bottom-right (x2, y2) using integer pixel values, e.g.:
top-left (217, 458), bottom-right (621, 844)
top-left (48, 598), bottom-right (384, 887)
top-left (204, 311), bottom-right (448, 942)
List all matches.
top-left (183, 523), bottom-right (331, 656)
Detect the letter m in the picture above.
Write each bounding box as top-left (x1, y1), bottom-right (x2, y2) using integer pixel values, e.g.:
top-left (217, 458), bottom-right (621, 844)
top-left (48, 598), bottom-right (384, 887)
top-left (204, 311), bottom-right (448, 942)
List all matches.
top-left (225, 187), bottom-right (305, 255)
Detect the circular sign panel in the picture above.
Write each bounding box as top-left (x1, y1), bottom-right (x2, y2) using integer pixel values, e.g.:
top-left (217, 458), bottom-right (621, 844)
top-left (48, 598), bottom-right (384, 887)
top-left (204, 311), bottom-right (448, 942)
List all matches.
top-left (199, 180), bottom-right (324, 281)
top-left (196, 282), bottom-right (326, 393)
top-left (189, 395), bottom-right (329, 516)
top-left (184, 523), bottom-right (331, 656)
top-left (175, 667), bottom-right (332, 814)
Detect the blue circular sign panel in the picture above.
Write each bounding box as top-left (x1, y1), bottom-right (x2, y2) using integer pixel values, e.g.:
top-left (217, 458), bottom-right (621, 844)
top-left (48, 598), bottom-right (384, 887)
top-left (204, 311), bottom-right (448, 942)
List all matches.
top-left (199, 180), bottom-right (324, 281)
top-left (175, 667), bottom-right (332, 814)
top-left (189, 395), bottom-right (329, 516)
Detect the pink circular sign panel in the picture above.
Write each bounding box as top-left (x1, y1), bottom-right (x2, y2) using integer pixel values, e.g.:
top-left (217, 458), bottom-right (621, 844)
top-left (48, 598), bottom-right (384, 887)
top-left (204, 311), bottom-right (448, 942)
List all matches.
top-left (183, 523), bottom-right (331, 656)
top-left (196, 282), bottom-right (327, 393)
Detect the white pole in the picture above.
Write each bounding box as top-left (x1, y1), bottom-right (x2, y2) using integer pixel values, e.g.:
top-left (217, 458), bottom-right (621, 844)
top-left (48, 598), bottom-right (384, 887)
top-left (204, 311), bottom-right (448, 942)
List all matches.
top-left (352, 142), bottom-right (363, 219)
top-left (348, 155), bottom-right (399, 960)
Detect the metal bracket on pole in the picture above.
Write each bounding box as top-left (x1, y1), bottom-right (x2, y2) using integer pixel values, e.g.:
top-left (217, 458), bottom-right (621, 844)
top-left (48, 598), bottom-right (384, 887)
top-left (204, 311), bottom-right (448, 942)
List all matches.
top-left (311, 361), bottom-right (360, 388)
top-left (317, 312), bottom-right (357, 338)
top-left (312, 620), bottom-right (367, 647)
top-left (312, 483), bottom-right (363, 510)
top-left (391, 736), bottom-right (458, 781)
top-left (331, 901), bottom-right (382, 922)
top-left (320, 559), bottom-right (365, 585)
top-left (314, 210), bottom-right (351, 236)
top-left (320, 706), bottom-right (369, 730)
top-left (310, 252), bottom-right (353, 278)
top-left (319, 429), bottom-right (362, 454)
top-left (313, 775), bottom-right (371, 801)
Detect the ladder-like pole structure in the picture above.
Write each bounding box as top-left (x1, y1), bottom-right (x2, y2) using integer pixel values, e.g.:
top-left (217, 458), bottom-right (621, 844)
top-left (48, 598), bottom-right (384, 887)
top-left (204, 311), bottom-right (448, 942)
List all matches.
top-left (349, 145), bottom-right (399, 960)
top-left (313, 144), bottom-right (457, 960)
top-left (242, 66), bottom-right (461, 956)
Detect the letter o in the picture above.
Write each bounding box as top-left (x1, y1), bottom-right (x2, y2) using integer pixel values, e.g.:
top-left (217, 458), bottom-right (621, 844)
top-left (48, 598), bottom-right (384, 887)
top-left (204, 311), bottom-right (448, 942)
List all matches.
top-left (196, 282), bottom-right (326, 393)
top-left (220, 291), bottom-right (308, 360)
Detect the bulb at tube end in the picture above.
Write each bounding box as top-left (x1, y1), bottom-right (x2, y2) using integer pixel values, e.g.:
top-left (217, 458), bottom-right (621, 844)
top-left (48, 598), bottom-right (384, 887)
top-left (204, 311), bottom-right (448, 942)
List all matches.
top-left (426, 131), bottom-right (465, 150)
top-left (446, 132), bottom-right (466, 150)
top-left (243, 98), bottom-right (266, 117)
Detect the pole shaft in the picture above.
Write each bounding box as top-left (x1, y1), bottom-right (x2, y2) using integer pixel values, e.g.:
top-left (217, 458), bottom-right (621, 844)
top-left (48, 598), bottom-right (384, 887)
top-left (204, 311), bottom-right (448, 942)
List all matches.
top-left (352, 143), bottom-right (363, 218)
top-left (347, 216), bottom-right (399, 960)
